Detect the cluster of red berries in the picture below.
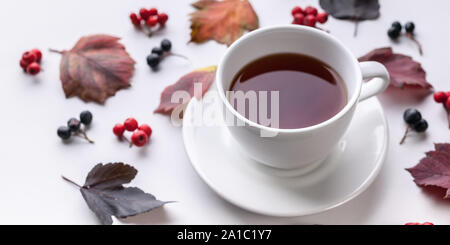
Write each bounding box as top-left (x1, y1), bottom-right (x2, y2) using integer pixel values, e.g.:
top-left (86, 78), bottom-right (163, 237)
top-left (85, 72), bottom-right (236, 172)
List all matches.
top-left (405, 222), bottom-right (434, 225)
top-left (291, 6), bottom-right (328, 27)
top-left (433, 91), bottom-right (450, 109)
top-left (130, 7), bottom-right (168, 29)
top-left (20, 49), bottom-right (42, 75)
top-left (113, 118), bottom-right (152, 147)
top-left (433, 91), bottom-right (450, 127)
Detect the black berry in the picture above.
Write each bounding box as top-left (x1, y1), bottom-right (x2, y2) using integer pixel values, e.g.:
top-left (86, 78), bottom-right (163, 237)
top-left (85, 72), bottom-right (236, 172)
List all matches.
top-left (57, 126), bottom-right (71, 140)
top-left (413, 119), bottom-right (428, 133)
top-left (391, 21), bottom-right (402, 32)
top-left (161, 39), bottom-right (172, 52)
top-left (79, 111), bottom-right (93, 125)
top-left (151, 47), bottom-right (164, 56)
top-left (67, 118), bottom-right (81, 132)
top-left (400, 108), bottom-right (428, 144)
top-left (58, 115), bottom-right (94, 144)
top-left (146, 54), bottom-right (160, 68)
top-left (388, 27), bottom-right (401, 39)
top-left (405, 22), bottom-right (415, 33)
top-left (403, 109), bottom-right (422, 125)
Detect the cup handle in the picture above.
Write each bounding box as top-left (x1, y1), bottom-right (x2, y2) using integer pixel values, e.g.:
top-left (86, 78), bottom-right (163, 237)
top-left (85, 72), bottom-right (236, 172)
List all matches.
top-left (358, 61), bottom-right (390, 102)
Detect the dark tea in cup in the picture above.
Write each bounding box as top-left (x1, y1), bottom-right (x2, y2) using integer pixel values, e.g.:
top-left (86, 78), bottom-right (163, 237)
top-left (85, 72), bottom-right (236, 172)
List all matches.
top-left (229, 53), bottom-right (347, 129)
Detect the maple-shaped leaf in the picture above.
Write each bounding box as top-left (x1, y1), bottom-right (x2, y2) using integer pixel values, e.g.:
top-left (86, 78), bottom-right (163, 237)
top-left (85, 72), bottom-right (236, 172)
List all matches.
top-left (62, 163), bottom-right (169, 225)
top-left (155, 66), bottom-right (216, 115)
top-left (190, 0), bottom-right (259, 46)
top-left (358, 47), bottom-right (432, 89)
top-left (319, 0), bottom-right (380, 36)
top-left (406, 143), bottom-right (450, 199)
top-left (52, 34), bottom-right (135, 104)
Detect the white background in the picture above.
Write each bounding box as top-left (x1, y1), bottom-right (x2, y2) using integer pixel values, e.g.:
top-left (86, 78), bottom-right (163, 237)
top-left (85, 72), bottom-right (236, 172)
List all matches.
top-left (0, 0), bottom-right (449, 225)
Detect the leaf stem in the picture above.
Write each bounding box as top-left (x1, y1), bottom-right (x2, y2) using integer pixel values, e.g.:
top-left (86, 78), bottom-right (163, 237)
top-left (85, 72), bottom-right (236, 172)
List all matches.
top-left (353, 19), bottom-right (359, 37)
top-left (446, 107), bottom-right (450, 129)
top-left (399, 126), bottom-right (411, 145)
top-left (406, 33), bottom-right (423, 56)
top-left (49, 48), bottom-right (63, 54)
top-left (61, 176), bottom-right (82, 188)
top-left (143, 25), bottom-right (163, 37)
top-left (315, 27), bottom-right (330, 33)
top-left (168, 52), bottom-right (189, 60)
top-left (121, 135), bottom-right (133, 148)
top-left (74, 128), bottom-right (94, 144)
top-left (162, 52), bottom-right (191, 64)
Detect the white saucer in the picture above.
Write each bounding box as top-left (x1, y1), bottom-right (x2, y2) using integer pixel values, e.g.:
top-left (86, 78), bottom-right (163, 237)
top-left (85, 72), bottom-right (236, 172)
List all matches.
top-left (182, 91), bottom-right (389, 217)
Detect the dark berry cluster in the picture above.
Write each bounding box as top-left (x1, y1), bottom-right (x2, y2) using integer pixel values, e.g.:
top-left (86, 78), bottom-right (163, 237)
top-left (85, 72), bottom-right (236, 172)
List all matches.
top-left (291, 6), bottom-right (328, 28)
top-left (130, 7), bottom-right (168, 36)
top-left (147, 39), bottom-right (187, 70)
top-left (147, 39), bottom-right (171, 69)
top-left (433, 91), bottom-right (450, 127)
top-left (388, 21), bottom-right (422, 55)
top-left (57, 111), bottom-right (94, 144)
top-left (388, 21), bottom-right (414, 38)
top-left (113, 118), bottom-right (152, 147)
top-left (20, 49), bottom-right (42, 75)
top-left (400, 108), bottom-right (428, 144)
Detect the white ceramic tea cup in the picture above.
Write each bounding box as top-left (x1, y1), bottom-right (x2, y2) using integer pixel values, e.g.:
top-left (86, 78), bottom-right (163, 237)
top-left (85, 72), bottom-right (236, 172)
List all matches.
top-left (215, 25), bottom-right (390, 171)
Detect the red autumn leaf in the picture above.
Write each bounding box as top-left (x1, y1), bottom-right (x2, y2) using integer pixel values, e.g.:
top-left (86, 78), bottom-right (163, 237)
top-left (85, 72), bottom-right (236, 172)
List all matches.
top-left (406, 143), bottom-right (450, 199)
top-left (52, 34), bottom-right (135, 104)
top-left (154, 66), bottom-right (216, 115)
top-left (358, 47), bottom-right (432, 89)
top-left (190, 0), bottom-right (259, 46)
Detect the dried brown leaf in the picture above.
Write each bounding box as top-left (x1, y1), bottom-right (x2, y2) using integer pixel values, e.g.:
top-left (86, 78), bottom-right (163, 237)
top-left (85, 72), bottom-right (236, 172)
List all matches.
top-left (54, 34), bottom-right (135, 104)
top-left (358, 47), bottom-right (432, 89)
top-left (155, 66), bottom-right (216, 115)
top-left (406, 143), bottom-right (450, 199)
